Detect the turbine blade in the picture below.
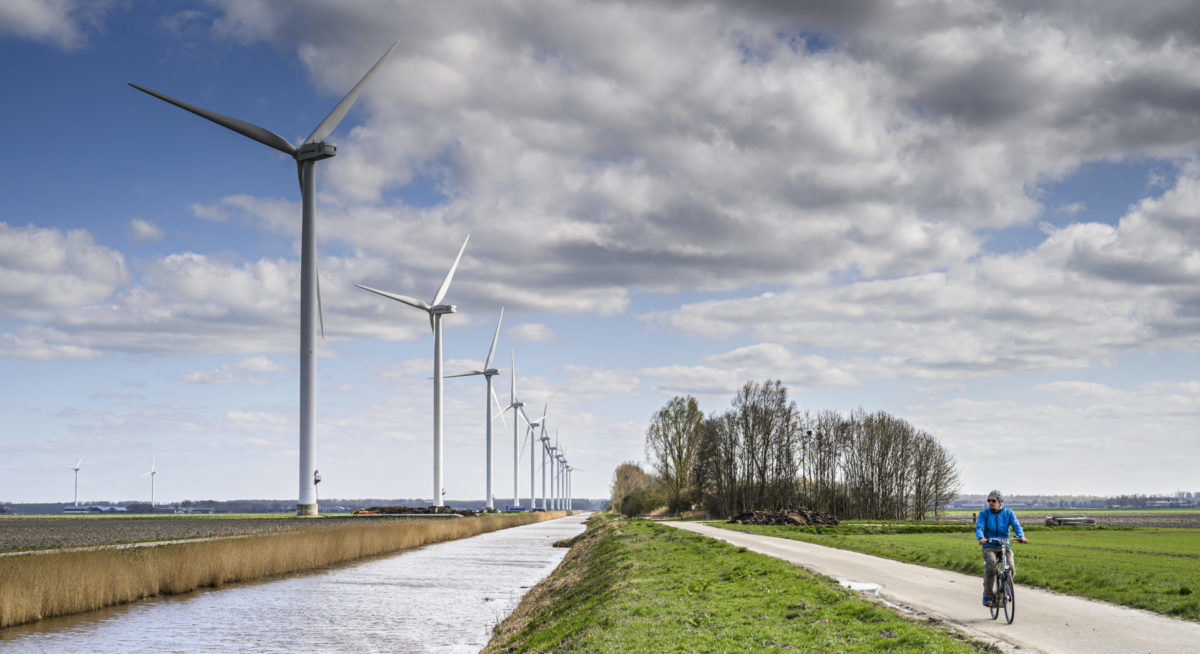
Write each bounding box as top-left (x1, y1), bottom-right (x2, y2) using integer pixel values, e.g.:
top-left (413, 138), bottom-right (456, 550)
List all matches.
top-left (317, 259), bottom-right (325, 339)
top-left (305, 41), bottom-right (400, 144)
top-left (484, 307), bottom-right (503, 369)
top-left (510, 350), bottom-right (516, 403)
top-left (355, 284), bottom-right (431, 311)
top-left (492, 387), bottom-right (507, 430)
top-left (129, 84), bottom-right (297, 156)
top-left (445, 370), bottom-right (484, 378)
top-left (431, 234), bottom-right (470, 306)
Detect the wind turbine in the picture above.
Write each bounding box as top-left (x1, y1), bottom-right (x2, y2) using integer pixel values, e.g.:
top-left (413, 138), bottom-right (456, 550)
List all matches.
top-left (140, 455), bottom-right (157, 509)
top-left (540, 427), bottom-right (558, 510)
top-left (356, 235), bottom-right (470, 507)
top-left (546, 431), bottom-right (560, 509)
top-left (131, 42), bottom-right (400, 516)
top-left (527, 403), bottom-right (547, 510)
top-left (65, 456), bottom-right (85, 506)
top-left (446, 308), bottom-right (505, 510)
top-left (556, 449), bottom-right (566, 510)
top-left (506, 351), bottom-right (528, 508)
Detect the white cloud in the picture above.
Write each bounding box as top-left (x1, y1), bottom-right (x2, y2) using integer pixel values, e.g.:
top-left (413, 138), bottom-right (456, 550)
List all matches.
top-left (507, 323), bottom-right (558, 343)
top-left (0, 328), bottom-right (99, 360)
top-left (0, 223), bottom-right (127, 318)
top-left (908, 379), bottom-right (1200, 494)
top-left (0, 0), bottom-right (113, 50)
top-left (641, 343), bottom-right (858, 398)
top-left (236, 355), bottom-right (289, 373)
top-left (128, 218), bottom-right (164, 242)
top-left (1055, 201), bottom-right (1087, 216)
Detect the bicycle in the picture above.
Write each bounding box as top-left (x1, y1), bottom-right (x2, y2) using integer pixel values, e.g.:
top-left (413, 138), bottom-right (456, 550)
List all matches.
top-left (985, 537), bottom-right (1015, 624)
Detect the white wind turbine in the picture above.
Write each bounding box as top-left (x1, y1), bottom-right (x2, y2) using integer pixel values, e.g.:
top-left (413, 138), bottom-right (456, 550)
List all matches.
top-left (549, 431), bottom-right (561, 509)
top-left (505, 351), bottom-right (529, 508)
top-left (131, 42), bottom-right (399, 516)
top-left (527, 403), bottom-right (547, 510)
top-left (562, 457), bottom-right (577, 511)
top-left (556, 449), bottom-right (566, 510)
top-left (356, 235), bottom-right (470, 507)
top-left (544, 422), bottom-right (561, 508)
top-left (140, 455), bottom-right (157, 508)
top-left (446, 308), bottom-right (506, 510)
top-left (65, 456), bottom-right (86, 506)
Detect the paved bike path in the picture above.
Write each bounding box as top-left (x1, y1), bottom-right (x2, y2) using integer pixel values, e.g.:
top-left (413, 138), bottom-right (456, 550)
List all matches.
top-left (666, 522), bottom-right (1200, 654)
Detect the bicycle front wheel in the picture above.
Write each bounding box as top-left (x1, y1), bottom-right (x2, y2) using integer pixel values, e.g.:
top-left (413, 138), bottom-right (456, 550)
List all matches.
top-left (1003, 575), bottom-right (1015, 624)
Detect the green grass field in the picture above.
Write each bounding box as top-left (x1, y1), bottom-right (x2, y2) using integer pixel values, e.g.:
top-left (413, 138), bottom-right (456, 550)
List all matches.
top-left (485, 515), bottom-right (989, 653)
top-left (718, 522), bottom-right (1200, 621)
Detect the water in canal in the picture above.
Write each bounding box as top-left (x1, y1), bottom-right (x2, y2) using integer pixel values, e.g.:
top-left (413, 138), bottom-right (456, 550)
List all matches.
top-left (0, 513), bottom-right (589, 653)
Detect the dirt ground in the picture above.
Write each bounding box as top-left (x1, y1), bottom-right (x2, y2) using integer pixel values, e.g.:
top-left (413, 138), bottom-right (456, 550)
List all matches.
top-left (0, 516), bottom-right (363, 552)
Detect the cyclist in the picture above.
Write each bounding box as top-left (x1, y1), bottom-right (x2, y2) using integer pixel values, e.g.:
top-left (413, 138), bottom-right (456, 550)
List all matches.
top-left (975, 489), bottom-right (1027, 606)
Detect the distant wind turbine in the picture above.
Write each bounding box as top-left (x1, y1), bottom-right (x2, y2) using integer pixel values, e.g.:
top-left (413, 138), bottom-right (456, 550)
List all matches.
top-left (140, 455), bottom-right (157, 508)
top-left (506, 351), bottom-right (530, 508)
top-left (131, 41), bottom-right (400, 516)
top-left (356, 235), bottom-right (470, 507)
top-left (527, 403), bottom-right (547, 510)
top-left (548, 431), bottom-right (560, 510)
top-left (447, 308), bottom-right (506, 510)
top-left (65, 456), bottom-right (86, 506)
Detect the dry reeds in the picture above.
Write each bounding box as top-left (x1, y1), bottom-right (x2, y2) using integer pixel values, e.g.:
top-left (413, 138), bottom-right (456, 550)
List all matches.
top-left (0, 511), bottom-right (570, 628)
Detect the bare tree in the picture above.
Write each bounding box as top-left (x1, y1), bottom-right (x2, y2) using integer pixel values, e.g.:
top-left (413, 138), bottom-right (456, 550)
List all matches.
top-left (645, 396), bottom-right (704, 512)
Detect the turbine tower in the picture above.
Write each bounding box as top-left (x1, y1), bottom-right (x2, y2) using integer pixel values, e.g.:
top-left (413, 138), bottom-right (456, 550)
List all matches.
top-left (447, 308), bottom-right (505, 510)
top-left (131, 42), bottom-right (399, 516)
top-left (356, 235), bottom-right (470, 507)
top-left (140, 455), bottom-right (157, 508)
top-left (539, 429), bottom-right (551, 510)
top-left (65, 456), bottom-right (85, 506)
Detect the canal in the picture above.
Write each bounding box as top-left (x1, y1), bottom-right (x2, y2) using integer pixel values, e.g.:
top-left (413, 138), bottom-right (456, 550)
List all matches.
top-left (0, 513), bottom-right (589, 653)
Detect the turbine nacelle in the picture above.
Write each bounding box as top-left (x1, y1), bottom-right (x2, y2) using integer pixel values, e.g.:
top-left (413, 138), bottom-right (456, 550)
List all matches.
top-left (296, 141), bottom-right (337, 161)
top-left (431, 304), bottom-right (457, 315)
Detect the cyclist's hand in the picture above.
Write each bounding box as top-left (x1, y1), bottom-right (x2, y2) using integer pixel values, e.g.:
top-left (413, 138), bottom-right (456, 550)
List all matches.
top-left (1018, 536), bottom-right (1028, 543)
top-left (979, 538), bottom-right (987, 545)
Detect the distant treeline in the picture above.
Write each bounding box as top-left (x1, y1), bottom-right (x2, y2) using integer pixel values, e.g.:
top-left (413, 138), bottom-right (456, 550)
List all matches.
top-left (612, 380), bottom-right (961, 521)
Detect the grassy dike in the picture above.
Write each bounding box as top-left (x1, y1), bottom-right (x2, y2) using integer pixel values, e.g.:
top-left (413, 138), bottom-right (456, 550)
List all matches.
top-left (484, 515), bottom-right (990, 653)
top-left (0, 511), bottom-right (569, 628)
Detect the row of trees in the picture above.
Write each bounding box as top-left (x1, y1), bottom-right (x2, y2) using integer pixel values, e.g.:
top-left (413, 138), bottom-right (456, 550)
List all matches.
top-left (615, 380), bottom-right (961, 520)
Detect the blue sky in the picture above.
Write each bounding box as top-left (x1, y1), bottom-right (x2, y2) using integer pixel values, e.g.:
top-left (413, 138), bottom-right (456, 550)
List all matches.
top-left (3, 1), bottom-right (1200, 505)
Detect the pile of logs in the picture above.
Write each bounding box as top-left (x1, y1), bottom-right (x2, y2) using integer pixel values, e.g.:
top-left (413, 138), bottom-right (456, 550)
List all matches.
top-left (727, 508), bottom-right (840, 526)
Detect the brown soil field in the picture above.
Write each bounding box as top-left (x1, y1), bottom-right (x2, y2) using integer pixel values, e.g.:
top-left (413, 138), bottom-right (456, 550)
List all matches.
top-left (0, 516), bottom-right (390, 552)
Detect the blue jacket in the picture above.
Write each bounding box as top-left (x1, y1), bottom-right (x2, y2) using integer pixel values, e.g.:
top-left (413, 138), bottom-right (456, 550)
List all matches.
top-left (975, 506), bottom-right (1024, 549)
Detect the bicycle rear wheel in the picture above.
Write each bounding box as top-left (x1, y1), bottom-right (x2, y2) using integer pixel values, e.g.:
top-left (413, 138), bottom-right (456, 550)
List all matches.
top-left (989, 578), bottom-right (1000, 619)
top-left (1003, 575), bottom-right (1015, 624)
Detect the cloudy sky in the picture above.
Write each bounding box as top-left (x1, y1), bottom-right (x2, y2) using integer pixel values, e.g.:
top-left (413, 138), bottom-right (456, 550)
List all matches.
top-left (2, 0), bottom-right (1199, 505)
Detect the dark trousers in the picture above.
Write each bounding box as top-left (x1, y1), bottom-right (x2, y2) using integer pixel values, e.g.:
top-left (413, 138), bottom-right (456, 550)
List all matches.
top-left (983, 547), bottom-right (1015, 597)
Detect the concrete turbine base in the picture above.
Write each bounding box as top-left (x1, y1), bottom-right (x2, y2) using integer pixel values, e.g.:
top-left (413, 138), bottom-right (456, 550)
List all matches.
top-left (296, 503), bottom-right (318, 517)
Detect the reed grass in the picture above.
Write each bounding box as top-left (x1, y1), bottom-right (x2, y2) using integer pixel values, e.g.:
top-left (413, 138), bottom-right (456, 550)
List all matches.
top-left (0, 511), bottom-right (569, 628)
